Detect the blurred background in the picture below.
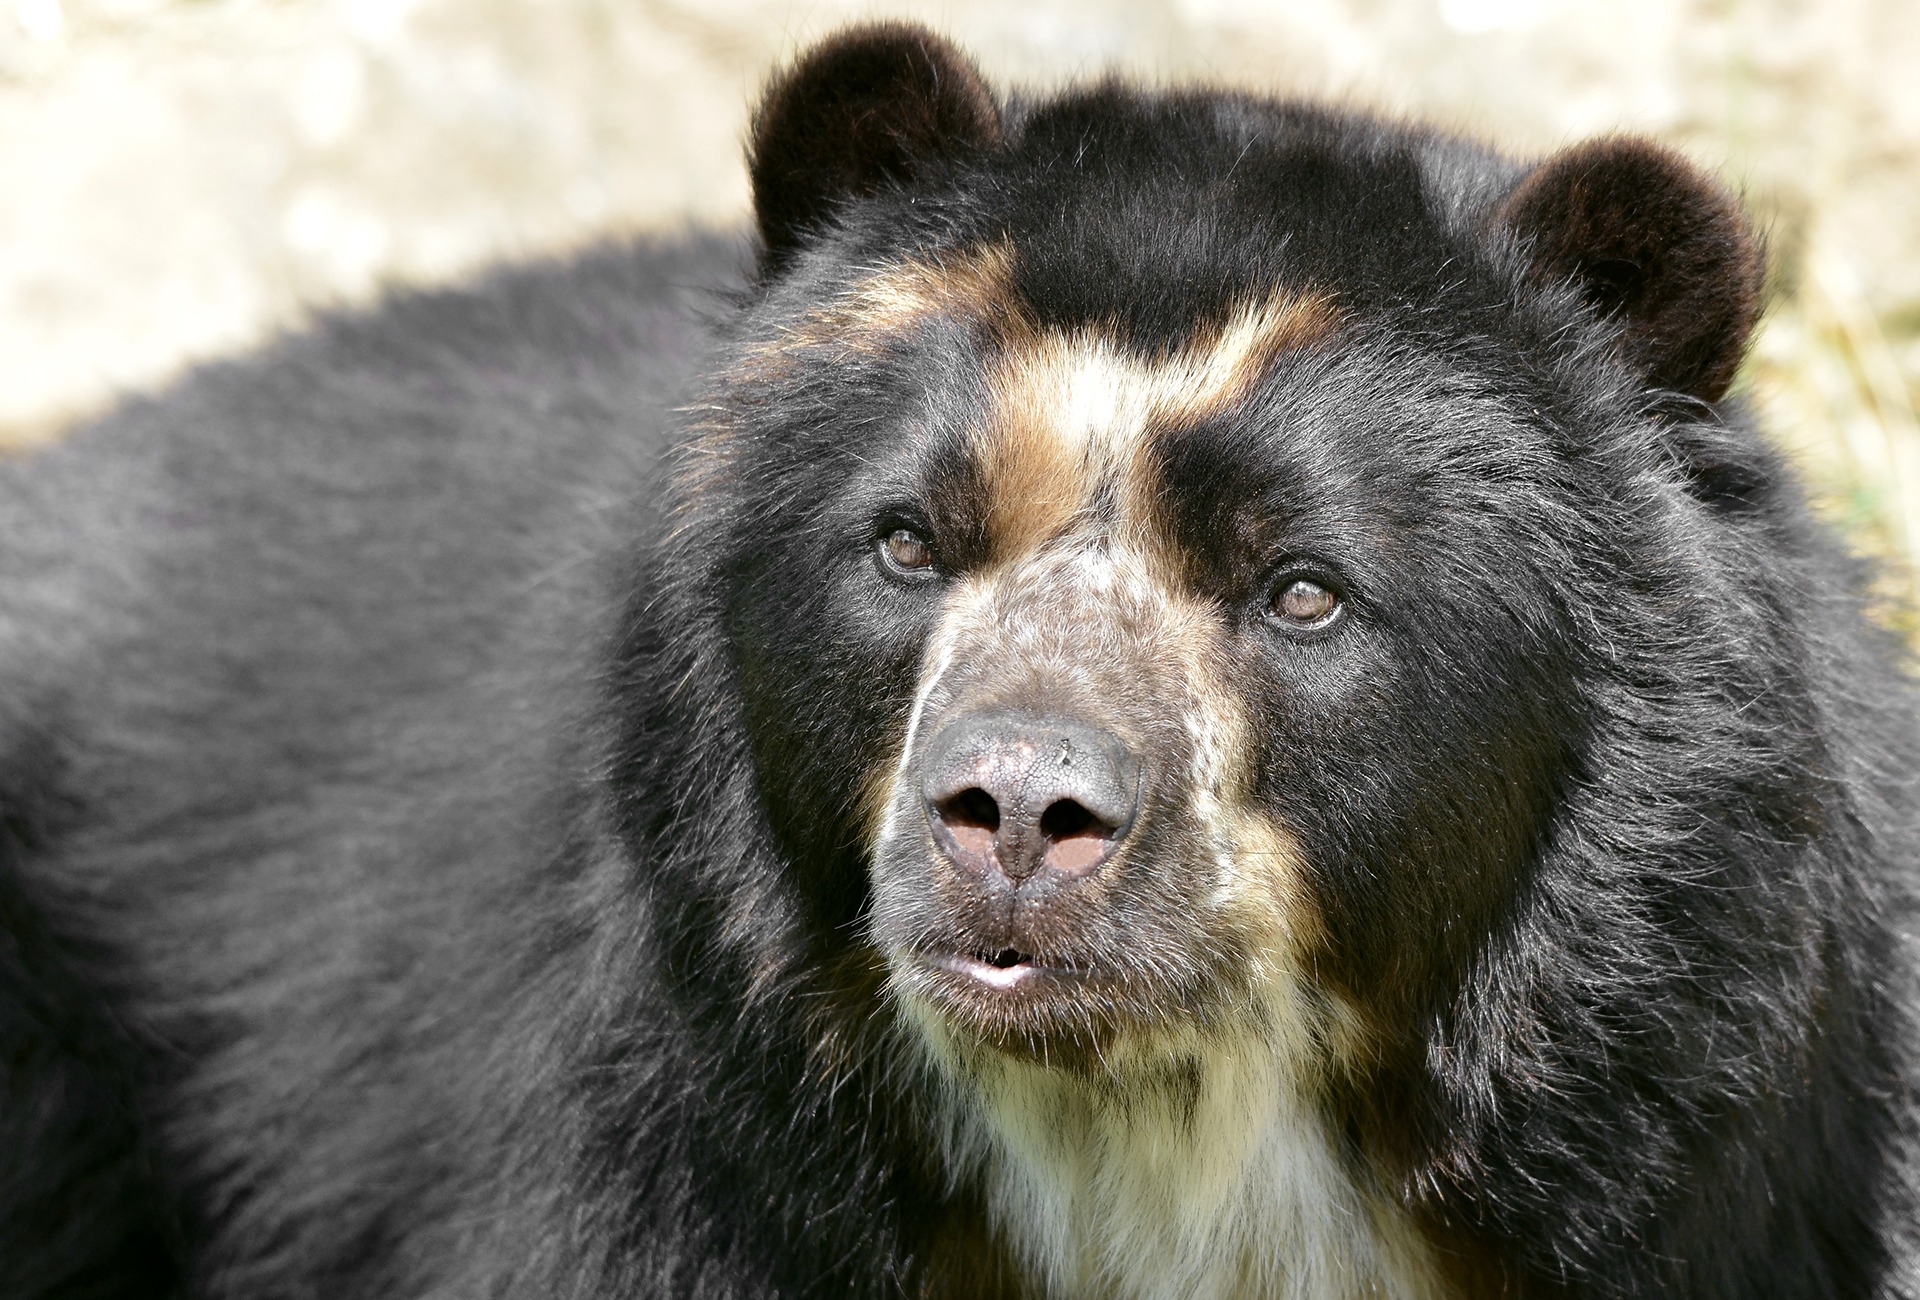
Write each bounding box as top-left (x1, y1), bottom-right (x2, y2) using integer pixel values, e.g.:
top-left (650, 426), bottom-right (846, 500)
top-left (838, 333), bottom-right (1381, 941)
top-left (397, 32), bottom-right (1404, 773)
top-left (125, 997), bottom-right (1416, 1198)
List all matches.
top-left (3, 0), bottom-right (1916, 617)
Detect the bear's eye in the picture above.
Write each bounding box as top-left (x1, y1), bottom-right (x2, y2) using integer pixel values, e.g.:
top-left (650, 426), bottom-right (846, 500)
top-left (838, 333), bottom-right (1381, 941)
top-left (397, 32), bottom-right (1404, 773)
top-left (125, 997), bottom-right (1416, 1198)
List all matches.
top-left (879, 527), bottom-right (936, 578)
top-left (1269, 577), bottom-right (1340, 628)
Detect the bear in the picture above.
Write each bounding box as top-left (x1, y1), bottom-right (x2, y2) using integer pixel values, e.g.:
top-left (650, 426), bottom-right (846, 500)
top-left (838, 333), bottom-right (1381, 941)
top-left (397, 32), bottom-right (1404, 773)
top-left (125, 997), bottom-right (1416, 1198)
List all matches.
top-left (3, 19), bottom-right (1918, 1300)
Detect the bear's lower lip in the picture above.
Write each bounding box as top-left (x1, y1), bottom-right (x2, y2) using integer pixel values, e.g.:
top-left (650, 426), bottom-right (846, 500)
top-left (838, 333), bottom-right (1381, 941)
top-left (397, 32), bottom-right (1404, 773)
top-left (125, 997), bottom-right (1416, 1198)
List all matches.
top-left (902, 948), bottom-right (1130, 1063)
top-left (920, 949), bottom-right (1066, 992)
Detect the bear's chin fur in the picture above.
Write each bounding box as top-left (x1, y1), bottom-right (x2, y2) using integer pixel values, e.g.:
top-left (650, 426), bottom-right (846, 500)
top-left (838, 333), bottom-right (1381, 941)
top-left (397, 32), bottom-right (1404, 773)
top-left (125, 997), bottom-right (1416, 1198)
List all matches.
top-left (898, 972), bottom-right (1447, 1300)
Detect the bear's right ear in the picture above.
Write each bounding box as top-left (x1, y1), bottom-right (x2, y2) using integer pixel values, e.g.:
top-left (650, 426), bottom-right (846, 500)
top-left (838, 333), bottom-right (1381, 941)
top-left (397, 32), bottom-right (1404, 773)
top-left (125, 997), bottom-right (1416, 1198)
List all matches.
top-left (748, 24), bottom-right (1002, 271)
top-left (1495, 137), bottom-right (1765, 404)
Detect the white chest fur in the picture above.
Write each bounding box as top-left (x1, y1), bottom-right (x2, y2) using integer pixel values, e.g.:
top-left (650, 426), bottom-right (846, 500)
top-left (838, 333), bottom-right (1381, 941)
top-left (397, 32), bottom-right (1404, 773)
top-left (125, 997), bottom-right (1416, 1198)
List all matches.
top-left (918, 1017), bottom-right (1448, 1300)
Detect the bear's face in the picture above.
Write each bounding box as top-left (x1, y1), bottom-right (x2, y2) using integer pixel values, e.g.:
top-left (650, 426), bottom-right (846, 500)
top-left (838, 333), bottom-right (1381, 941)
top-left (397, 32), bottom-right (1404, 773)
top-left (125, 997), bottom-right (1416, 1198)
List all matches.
top-left (715, 250), bottom-right (1592, 1075)
top-left (859, 270), bottom-right (1348, 1062)
top-left (703, 30), bottom-right (1761, 1085)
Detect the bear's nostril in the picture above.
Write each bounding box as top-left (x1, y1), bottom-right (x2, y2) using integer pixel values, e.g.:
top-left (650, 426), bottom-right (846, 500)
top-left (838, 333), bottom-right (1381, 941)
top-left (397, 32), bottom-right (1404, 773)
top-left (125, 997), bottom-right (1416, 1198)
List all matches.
top-left (935, 788), bottom-right (1000, 863)
top-left (1038, 798), bottom-right (1114, 876)
top-left (1039, 799), bottom-right (1096, 839)
top-left (941, 788), bottom-right (1000, 831)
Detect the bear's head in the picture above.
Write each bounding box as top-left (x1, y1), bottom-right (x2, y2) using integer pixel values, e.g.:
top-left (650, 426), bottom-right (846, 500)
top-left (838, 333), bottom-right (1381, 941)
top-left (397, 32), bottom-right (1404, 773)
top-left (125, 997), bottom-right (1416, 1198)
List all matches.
top-left (670, 24), bottom-right (1786, 1203)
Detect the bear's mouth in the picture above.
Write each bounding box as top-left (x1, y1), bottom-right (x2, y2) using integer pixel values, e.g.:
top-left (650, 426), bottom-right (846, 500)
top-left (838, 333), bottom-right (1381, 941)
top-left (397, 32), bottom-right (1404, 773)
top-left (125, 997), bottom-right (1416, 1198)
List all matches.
top-left (938, 945), bottom-right (1047, 989)
top-left (909, 943), bottom-right (1086, 996)
top-left (897, 941), bottom-right (1149, 1064)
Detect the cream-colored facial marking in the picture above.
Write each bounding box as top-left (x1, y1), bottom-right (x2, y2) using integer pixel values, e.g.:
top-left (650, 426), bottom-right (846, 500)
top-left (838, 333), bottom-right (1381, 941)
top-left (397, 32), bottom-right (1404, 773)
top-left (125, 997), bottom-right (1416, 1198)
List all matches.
top-left (857, 257), bottom-right (1445, 1299)
top-left (976, 291), bottom-right (1338, 565)
top-left (909, 998), bottom-right (1443, 1300)
top-left (745, 241), bottom-right (1031, 371)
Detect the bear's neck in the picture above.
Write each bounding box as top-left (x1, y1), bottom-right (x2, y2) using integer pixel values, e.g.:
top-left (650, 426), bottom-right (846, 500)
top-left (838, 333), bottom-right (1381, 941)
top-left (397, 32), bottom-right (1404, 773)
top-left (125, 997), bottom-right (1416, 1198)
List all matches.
top-left (919, 1017), bottom-right (1449, 1300)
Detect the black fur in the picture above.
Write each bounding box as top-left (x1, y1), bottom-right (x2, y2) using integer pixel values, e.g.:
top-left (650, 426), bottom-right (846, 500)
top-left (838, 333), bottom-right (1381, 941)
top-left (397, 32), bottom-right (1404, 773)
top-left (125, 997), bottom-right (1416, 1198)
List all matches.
top-left (749, 23), bottom-right (1002, 272)
top-left (1495, 135), bottom-right (1766, 402)
top-left (3, 24), bottom-right (1917, 1299)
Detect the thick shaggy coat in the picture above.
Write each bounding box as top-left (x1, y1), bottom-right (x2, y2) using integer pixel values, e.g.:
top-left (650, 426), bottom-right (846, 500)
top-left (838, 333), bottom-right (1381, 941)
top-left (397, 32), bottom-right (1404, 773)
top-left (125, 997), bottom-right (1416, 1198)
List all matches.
top-left (3, 23), bottom-right (1918, 1300)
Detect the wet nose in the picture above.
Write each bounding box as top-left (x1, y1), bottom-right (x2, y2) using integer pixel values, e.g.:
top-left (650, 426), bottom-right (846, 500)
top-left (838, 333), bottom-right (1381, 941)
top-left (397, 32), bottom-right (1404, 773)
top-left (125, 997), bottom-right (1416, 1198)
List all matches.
top-left (920, 713), bottom-right (1141, 885)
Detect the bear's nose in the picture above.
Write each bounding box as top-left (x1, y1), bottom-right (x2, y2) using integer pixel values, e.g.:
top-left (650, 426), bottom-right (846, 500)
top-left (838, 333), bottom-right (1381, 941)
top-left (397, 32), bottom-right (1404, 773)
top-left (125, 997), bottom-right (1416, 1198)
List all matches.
top-left (920, 713), bottom-right (1141, 885)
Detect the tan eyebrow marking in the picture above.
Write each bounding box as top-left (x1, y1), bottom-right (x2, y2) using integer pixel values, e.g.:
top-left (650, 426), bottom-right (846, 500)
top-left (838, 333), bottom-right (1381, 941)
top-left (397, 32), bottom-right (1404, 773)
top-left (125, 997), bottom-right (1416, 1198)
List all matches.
top-left (742, 240), bottom-right (1031, 370)
top-left (838, 240), bottom-right (1028, 342)
top-left (975, 289), bottom-right (1340, 565)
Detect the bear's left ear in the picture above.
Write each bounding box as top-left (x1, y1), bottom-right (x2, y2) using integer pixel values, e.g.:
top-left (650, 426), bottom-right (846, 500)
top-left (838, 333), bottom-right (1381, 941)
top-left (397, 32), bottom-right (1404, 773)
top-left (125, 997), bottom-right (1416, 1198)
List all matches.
top-left (1496, 137), bottom-right (1765, 403)
top-left (748, 24), bottom-right (1003, 271)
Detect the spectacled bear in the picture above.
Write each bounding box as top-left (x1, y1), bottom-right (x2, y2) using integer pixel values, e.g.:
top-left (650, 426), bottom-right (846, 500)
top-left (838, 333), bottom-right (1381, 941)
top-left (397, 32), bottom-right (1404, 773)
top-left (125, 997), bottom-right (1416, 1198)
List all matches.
top-left (3, 21), bottom-right (1918, 1300)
